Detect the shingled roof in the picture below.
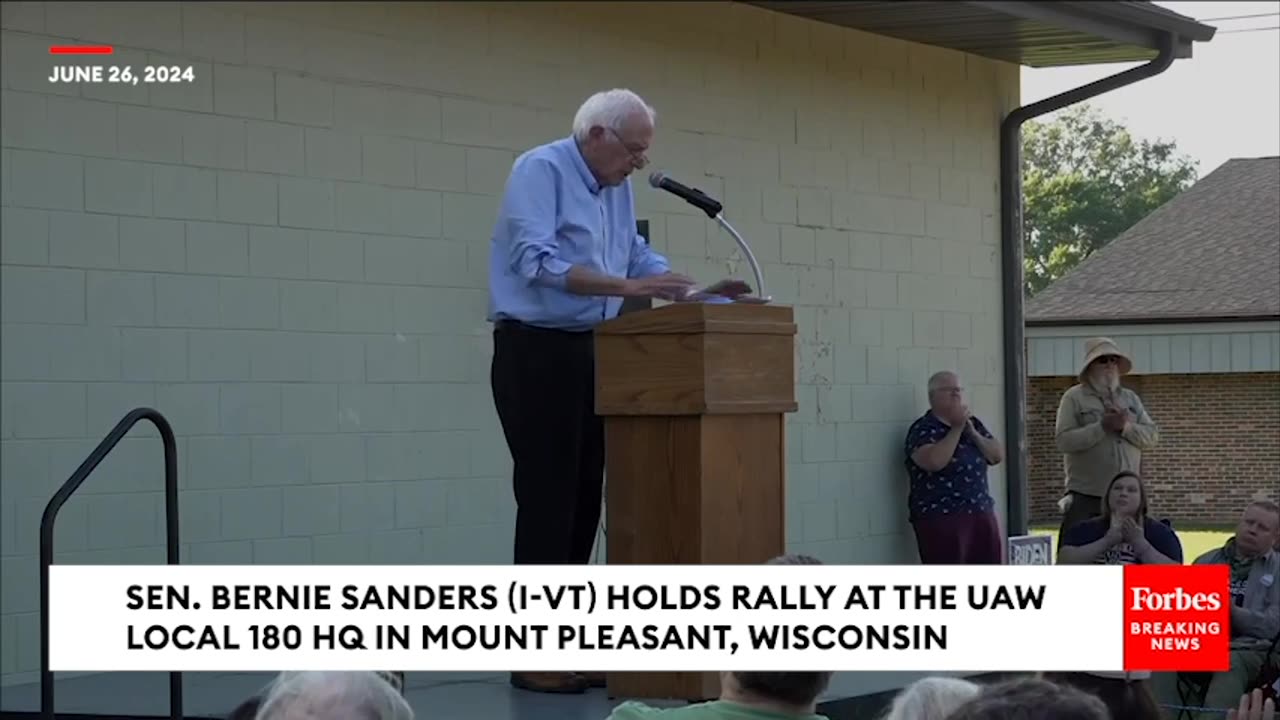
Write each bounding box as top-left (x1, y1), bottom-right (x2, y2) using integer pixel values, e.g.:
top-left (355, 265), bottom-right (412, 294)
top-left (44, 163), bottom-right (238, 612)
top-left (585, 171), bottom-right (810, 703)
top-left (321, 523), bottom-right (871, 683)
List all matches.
top-left (1025, 156), bottom-right (1280, 325)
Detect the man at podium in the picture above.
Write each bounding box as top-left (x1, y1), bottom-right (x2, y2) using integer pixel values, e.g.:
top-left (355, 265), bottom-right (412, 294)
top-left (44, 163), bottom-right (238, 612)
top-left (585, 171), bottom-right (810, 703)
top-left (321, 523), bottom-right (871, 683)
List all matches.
top-left (486, 88), bottom-right (746, 694)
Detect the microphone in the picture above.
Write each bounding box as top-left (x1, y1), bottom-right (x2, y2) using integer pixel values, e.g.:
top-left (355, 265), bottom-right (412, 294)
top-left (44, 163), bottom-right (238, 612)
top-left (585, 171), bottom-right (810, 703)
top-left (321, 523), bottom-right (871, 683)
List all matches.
top-left (646, 171), bottom-right (770, 303)
top-left (648, 172), bottom-right (723, 219)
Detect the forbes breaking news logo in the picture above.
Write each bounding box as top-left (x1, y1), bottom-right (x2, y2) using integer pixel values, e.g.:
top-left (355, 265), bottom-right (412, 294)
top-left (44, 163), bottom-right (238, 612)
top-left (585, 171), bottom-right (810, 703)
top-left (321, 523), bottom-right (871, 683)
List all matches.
top-left (1123, 564), bottom-right (1230, 672)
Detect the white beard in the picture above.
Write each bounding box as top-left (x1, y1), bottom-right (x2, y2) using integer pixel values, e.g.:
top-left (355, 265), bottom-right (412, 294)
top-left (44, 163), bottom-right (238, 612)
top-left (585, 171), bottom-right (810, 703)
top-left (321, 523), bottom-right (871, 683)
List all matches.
top-left (1088, 371), bottom-right (1119, 396)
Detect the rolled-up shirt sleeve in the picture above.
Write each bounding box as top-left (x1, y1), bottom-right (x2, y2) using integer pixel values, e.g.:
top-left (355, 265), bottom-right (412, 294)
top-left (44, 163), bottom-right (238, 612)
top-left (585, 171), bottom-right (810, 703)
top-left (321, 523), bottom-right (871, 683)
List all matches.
top-left (627, 231), bottom-right (670, 278)
top-left (498, 158), bottom-right (571, 288)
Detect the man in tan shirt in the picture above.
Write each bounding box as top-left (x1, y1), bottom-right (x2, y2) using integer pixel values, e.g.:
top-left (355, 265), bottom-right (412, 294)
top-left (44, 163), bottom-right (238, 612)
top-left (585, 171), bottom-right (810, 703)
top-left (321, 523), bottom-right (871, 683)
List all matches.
top-left (1054, 338), bottom-right (1160, 543)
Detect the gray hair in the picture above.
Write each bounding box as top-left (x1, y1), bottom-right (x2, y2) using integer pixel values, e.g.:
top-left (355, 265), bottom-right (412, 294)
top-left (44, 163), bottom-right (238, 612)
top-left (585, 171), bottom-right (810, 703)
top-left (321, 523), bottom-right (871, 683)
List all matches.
top-left (881, 676), bottom-right (981, 720)
top-left (571, 88), bottom-right (656, 141)
top-left (255, 671), bottom-right (413, 720)
top-left (927, 371), bottom-right (958, 394)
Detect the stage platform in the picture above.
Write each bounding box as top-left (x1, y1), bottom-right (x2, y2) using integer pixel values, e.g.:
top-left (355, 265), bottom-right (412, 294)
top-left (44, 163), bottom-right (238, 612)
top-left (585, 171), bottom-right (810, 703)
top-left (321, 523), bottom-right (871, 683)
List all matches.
top-left (0, 670), bottom-right (992, 719)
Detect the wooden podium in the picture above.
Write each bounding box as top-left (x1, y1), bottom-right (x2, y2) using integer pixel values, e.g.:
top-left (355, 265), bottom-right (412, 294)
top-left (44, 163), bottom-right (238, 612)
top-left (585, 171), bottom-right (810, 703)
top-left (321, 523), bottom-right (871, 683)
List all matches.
top-left (593, 301), bottom-right (798, 701)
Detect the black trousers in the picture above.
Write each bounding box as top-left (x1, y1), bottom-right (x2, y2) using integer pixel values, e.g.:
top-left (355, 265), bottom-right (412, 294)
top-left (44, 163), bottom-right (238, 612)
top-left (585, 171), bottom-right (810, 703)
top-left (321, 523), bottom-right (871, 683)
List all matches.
top-left (490, 321), bottom-right (604, 565)
top-left (1057, 491), bottom-right (1102, 545)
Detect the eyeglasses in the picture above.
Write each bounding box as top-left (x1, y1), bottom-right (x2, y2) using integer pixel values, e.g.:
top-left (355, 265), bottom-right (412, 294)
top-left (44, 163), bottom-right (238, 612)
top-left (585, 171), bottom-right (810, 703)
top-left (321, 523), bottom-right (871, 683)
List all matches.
top-left (1095, 356), bottom-right (1121, 365)
top-left (607, 127), bottom-right (648, 168)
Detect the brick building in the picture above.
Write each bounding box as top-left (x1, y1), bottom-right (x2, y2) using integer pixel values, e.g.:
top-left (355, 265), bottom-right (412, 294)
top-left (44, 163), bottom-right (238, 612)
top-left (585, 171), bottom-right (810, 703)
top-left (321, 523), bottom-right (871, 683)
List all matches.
top-left (0, 0), bottom-right (1218, 707)
top-left (1025, 156), bottom-right (1280, 527)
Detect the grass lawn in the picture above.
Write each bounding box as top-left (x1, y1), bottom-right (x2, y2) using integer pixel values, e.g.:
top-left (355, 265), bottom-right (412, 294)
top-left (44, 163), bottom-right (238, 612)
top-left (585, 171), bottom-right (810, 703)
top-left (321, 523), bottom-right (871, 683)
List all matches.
top-left (1029, 526), bottom-right (1232, 564)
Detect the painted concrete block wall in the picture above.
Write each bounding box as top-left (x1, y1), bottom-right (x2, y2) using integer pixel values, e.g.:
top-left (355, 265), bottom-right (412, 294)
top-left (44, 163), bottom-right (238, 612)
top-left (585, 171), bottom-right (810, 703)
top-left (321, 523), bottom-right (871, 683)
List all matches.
top-left (0, 1), bottom-right (1019, 684)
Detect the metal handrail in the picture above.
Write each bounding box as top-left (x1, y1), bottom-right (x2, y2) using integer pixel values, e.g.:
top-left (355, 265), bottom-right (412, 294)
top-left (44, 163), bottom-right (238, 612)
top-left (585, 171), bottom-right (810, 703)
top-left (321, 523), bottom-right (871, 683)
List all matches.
top-left (40, 407), bottom-right (182, 720)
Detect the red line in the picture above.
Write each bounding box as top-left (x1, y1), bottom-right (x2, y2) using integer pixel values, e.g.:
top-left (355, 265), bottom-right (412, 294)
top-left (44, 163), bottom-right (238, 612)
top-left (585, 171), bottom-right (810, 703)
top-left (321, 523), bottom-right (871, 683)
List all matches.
top-left (49, 45), bottom-right (114, 55)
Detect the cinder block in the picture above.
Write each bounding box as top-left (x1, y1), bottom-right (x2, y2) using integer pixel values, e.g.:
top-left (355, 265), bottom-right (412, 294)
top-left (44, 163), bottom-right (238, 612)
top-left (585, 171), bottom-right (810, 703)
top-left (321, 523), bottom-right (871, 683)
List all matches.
top-left (305, 128), bottom-right (362, 181)
top-left (86, 383), bottom-right (155, 435)
top-left (179, 491), bottom-right (223, 543)
top-left (0, 382), bottom-right (86, 439)
top-left (416, 141), bottom-right (468, 192)
top-left (156, 274), bottom-right (220, 327)
top-left (942, 311), bottom-right (972, 348)
top-left (1, 207), bottom-right (49, 264)
top-left (282, 384), bottom-right (338, 434)
top-left (153, 165), bottom-right (217, 221)
top-left (182, 113), bottom-right (247, 170)
top-left (881, 309), bottom-right (914, 349)
top-left (279, 177), bottom-right (335, 229)
top-left (280, 484), bottom-right (340, 535)
top-left (119, 217), bottom-right (186, 272)
top-left (87, 271), bottom-right (155, 327)
top-left (880, 234), bottom-right (911, 272)
top-left (249, 332), bottom-right (310, 382)
top-left (188, 330), bottom-right (251, 382)
top-left (182, 5), bottom-right (246, 64)
top-left (87, 494), bottom-right (162, 550)
top-left (780, 226), bottom-right (816, 265)
top-left (147, 55), bottom-right (213, 112)
top-left (219, 277), bottom-right (280, 329)
top-left (465, 147), bottom-right (515, 195)
top-left (762, 187), bottom-right (798, 224)
top-left (334, 183), bottom-right (392, 234)
top-left (910, 237), bottom-right (942, 275)
top-left (440, 193), bottom-right (497, 242)
top-left (217, 171), bottom-right (278, 225)
top-left (313, 534), bottom-right (370, 564)
top-left (187, 540), bottom-right (253, 564)
top-left (363, 136), bottom-right (416, 187)
top-left (247, 122), bottom-right (305, 176)
top-left (187, 222), bottom-right (249, 276)
top-left (306, 335), bottom-right (365, 382)
top-left (280, 281), bottom-right (338, 332)
top-left (366, 336), bottom-right (419, 383)
top-left (45, 2), bottom-right (182, 55)
top-left (1, 90), bottom-right (48, 151)
top-left (308, 231), bottom-right (364, 282)
top-left (365, 236), bottom-right (420, 284)
top-left (83, 161), bottom-right (150, 217)
top-left (117, 106), bottom-right (184, 163)
top-left (49, 212), bottom-right (119, 269)
top-left (120, 328), bottom-right (187, 382)
top-left (276, 74), bottom-right (332, 127)
top-left (388, 188), bottom-right (442, 238)
top-left (45, 96), bottom-right (117, 158)
top-left (251, 436), bottom-right (309, 486)
top-left (797, 189), bottom-right (831, 229)
top-left (254, 537), bottom-right (313, 564)
top-left (913, 310), bottom-right (944, 347)
top-left (220, 383), bottom-right (282, 435)
top-left (393, 479), bottom-right (447, 529)
top-left (155, 384), bottom-right (221, 436)
top-left (249, 226), bottom-right (307, 278)
top-left (219, 487), bottom-right (283, 540)
top-left (245, 16), bottom-right (307, 73)
top-left (0, 2), bottom-right (44, 32)
top-left (214, 64), bottom-right (275, 120)
top-left (0, 266), bottom-right (85, 324)
top-left (310, 435), bottom-right (366, 486)
top-left (8, 150), bottom-right (83, 211)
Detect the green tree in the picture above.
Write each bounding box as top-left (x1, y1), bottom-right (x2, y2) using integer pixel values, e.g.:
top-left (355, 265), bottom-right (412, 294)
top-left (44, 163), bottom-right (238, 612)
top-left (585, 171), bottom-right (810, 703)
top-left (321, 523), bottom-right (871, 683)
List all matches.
top-left (1021, 104), bottom-right (1198, 296)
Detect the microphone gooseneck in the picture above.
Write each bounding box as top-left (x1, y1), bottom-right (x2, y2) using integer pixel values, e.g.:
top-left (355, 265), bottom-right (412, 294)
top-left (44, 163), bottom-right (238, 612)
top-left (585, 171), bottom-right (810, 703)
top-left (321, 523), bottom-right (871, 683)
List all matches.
top-left (647, 170), bottom-right (769, 303)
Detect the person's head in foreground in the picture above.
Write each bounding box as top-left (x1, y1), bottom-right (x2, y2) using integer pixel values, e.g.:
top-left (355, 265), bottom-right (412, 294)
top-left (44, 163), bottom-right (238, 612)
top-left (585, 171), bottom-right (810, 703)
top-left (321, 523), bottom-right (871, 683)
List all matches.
top-left (1232, 499), bottom-right (1280, 557)
top-left (1100, 470), bottom-right (1148, 522)
top-left (944, 677), bottom-right (1109, 720)
top-left (572, 88), bottom-right (653, 188)
top-left (881, 676), bottom-right (979, 720)
top-left (254, 671), bottom-right (413, 720)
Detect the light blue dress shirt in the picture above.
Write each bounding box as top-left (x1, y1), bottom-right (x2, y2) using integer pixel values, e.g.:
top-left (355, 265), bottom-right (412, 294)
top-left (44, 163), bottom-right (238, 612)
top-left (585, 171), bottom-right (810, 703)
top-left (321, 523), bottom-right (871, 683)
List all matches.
top-left (487, 136), bottom-right (671, 331)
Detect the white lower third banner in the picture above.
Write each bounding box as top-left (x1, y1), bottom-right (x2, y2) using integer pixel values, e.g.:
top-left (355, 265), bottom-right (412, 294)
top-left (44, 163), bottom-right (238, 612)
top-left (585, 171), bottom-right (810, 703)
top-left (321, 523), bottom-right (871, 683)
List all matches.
top-left (49, 564), bottom-right (1126, 673)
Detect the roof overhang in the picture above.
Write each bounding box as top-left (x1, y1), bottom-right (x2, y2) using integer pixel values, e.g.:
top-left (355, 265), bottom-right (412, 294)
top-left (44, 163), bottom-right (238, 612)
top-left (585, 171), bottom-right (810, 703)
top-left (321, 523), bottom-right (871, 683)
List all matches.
top-left (740, 1), bottom-right (1217, 67)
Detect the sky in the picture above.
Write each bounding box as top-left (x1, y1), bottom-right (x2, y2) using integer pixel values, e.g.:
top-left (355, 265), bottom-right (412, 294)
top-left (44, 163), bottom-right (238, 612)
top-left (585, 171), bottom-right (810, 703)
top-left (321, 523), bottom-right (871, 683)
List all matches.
top-left (1020, 1), bottom-right (1280, 177)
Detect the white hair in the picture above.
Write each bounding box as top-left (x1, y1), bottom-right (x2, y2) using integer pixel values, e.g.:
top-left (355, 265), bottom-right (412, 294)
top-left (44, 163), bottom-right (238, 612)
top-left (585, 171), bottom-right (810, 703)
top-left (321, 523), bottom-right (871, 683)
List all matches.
top-left (881, 676), bottom-right (980, 720)
top-left (571, 88), bottom-right (656, 141)
top-left (255, 671), bottom-right (412, 720)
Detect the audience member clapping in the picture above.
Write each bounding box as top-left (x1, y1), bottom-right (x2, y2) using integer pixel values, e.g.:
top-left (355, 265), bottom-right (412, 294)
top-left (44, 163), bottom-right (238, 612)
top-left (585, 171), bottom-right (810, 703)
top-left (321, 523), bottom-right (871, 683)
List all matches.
top-left (1057, 471), bottom-right (1182, 565)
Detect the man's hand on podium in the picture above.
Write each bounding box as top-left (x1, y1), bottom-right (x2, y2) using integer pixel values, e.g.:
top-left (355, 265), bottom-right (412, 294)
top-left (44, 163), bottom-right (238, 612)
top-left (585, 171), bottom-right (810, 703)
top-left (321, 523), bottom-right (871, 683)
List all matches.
top-left (678, 278), bottom-right (753, 302)
top-left (625, 272), bottom-right (697, 300)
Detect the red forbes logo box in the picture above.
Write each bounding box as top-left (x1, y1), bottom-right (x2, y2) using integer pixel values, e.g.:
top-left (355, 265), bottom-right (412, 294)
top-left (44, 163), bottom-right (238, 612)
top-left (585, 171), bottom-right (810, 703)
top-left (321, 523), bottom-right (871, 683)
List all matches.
top-left (1123, 564), bottom-right (1230, 672)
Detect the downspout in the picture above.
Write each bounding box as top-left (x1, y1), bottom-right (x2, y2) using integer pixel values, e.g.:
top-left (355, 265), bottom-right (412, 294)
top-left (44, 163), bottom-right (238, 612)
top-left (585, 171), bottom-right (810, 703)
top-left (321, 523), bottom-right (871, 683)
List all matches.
top-left (1001, 32), bottom-right (1177, 537)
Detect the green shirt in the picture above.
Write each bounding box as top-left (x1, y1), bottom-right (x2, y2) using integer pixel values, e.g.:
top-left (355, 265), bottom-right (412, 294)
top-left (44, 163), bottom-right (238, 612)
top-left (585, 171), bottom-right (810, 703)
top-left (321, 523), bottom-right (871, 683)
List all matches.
top-left (606, 700), bottom-right (830, 720)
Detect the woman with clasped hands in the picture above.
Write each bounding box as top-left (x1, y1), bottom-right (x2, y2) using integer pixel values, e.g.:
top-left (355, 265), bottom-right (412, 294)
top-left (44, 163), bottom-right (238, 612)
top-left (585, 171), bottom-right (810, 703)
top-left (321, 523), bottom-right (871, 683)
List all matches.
top-left (1057, 471), bottom-right (1183, 565)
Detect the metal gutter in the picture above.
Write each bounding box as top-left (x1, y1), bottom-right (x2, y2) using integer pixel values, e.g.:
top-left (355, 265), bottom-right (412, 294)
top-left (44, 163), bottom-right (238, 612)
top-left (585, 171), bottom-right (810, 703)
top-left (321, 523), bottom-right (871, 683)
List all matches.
top-left (1026, 314), bottom-right (1280, 328)
top-left (999, 32), bottom-right (1177, 537)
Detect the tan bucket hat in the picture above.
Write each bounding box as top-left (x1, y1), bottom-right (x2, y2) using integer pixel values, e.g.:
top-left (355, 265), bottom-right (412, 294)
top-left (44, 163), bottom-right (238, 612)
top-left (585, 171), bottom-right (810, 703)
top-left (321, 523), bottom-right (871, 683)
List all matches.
top-left (1079, 337), bottom-right (1132, 378)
